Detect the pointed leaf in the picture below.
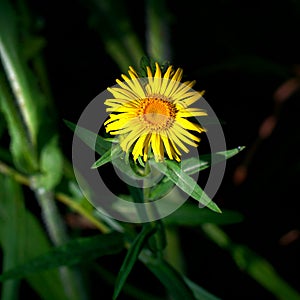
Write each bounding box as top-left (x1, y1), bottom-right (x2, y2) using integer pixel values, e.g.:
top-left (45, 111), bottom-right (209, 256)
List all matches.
top-left (150, 160), bottom-right (221, 213)
top-left (113, 224), bottom-right (156, 300)
top-left (91, 144), bottom-right (123, 169)
top-left (163, 203), bottom-right (243, 226)
top-left (34, 135), bottom-right (63, 190)
top-left (202, 224), bottom-right (300, 300)
top-left (145, 258), bottom-right (196, 300)
top-left (0, 232), bottom-right (124, 281)
top-left (0, 0), bottom-right (39, 145)
top-left (0, 71), bottom-right (38, 172)
top-left (181, 146), bottom-right (245, 176)
top-left (149, 179), bottom-right (174, 201)
top-left (184, 277), bottom-right (221, 300)
top-left (64, 120), bottom-right (111, 155)
top-left (0, 175), bottom-right (68, 300)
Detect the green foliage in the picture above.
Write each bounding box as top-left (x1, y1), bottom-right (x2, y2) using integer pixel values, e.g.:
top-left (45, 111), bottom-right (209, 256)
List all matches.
top-left (34, 135), bottom-right (63, 190)
top-left (0, 232), bottom-right (124, 282)
top-left (202, 224), bottom-right (300, 300)
top-left (64, 120), bottom-right (111, 155)
top-left (145, 258), bottom-right (196, 300)
top-left (91, 144), bottom-right (123, 169)
top-left (0, 0), bottom-right (299, 300)
top-left (151, 159), bottom-right (222, 213)
top-left (113, 224), bottom-right (157, 299)
top-left (163, 203), bottom-right (244, 226)
top-left (0, 176), bottom-right (68, 300)
top-left (0, 0), bottom-right (39, 146)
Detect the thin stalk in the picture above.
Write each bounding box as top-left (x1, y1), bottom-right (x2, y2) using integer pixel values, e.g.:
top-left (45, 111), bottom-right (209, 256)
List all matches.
top-left (164, 227), bottom-right (186, 274)
top-left (0, 160), bottom-right (111, 234)
top-left (0, 36), bottom-right (37, 146)
top-left (32, 186), bottom-right (87, 300)
top-left (56, 192), bottom-right (111, 233)
top-left (142, 161), bottom-right (165, 258)
top-left (0, 71), bottom-right (38, 171)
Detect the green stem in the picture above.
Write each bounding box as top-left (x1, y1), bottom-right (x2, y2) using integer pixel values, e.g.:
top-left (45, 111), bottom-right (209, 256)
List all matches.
top-left (0, 160), bottom-right (86, 299)
top-left (0, 71), bottom-right (38, 171)
top-left (142, 162), bottom-right (166, 258)
top-left (0, 31), bottom-right (38, 146)
top-left (34, 188), bottom-right (68, 245)
top-left (32, 186), bottom-right (87, 300)
top-left (93, 264), bottom-right (164, 300)
top-left (164, 227), bottom-right (186, 274)
top-left (0, 160), bottom-right (112, 235)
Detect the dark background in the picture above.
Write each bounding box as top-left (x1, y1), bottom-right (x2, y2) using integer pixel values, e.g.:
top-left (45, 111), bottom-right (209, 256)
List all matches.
top-left (21, 0), bottom-right (300, 299)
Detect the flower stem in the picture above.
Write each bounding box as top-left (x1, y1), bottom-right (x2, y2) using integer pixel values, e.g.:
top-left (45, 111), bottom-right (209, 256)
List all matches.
top-left (0, 160), bottom-right (111, 234)
top-left (33, 187), bottom-right (87, 300)
top-left (141, 162), bottom-right (165, 258)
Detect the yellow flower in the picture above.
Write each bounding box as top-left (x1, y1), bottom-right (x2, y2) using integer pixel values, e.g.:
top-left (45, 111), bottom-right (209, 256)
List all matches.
top-left (104, 62), bottom-right (207, 162)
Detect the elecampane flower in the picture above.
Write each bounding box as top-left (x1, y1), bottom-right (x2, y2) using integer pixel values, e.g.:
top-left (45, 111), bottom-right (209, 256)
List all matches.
top-left (104, 62), bottom-right (207, 162)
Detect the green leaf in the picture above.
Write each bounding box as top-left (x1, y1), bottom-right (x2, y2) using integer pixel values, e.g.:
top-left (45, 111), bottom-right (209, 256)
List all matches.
top-left (0, 232), bottom-right (124, 282)
top-left (150, 145), bottom-right (244, 200)
top-left (0, 71), bottom-right (38, 172)
top-left (64, 119), bottom-right (111, 155)
top-left (0, 0), bottom-right (39, 145)
top-left (34, 135), bottom-right (63, 190)
top-left (181, 147), bottom-right (245, 176)
top-left (139, 56), bottom-right (156, 76)
top-left (202, 224), bottom-right (300, 300)
top-left (163, 203), bottom-right (243, 226)
top-left (91, 144), bottom-right (123, 169)
top-left (146, 220), bottom-right (167, 254)
top-left (0, 175), bottom-right (68, 300)
top-left (149, 179), bottom-right (174, 201)
top-left (184, 277), bottom-right (221, 300)
top-left (94, 264), bottom-right (165, 300)
top-left (231, 245), bottom-right (300, 300)
top-left (150, 160), bottom-right (222, 213)
top-left (145, 258), bottom-right (196, 300)
top-left (113, 224), bottom-right (156, 300)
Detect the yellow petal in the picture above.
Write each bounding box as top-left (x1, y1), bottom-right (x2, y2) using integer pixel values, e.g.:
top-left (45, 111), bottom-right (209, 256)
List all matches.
top-left (163, 66), bottom-right (173, 79)
top-left (171, 68), bottom-right (183, 82)
top-left (161, 67), bottom-right (174, 95)
top-left (154, 62), bottom-right (162, 78)
top-left (129, 66), bottom-right (138, 77)
top-left (167, 129), bottom-right (189, 153)
top-left (128, 72), bottom-right (146, 98)
top-left (121, 125), bottom-right (145, 151)
top-left (132, 133), bottom-right (149, 160)
top-left (176, 117), bottom-right (205, 133)
top-left (121, 74), bottom-right (145, 98)
top-left (108, 86), bottom-right (139, 101)
top-left (160, 132), bottom-right (173, 160)
top-left (170, 80), bottom-right (196, 100)
top-left (176, 108), bottom-right (207, 118)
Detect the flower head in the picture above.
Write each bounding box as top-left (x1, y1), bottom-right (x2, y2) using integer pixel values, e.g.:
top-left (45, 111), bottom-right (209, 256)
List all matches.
top-left (104, 62), bottom-right (207, 162)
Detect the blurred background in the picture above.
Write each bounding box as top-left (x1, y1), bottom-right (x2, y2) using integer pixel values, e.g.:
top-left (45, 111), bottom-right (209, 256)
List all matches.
top-left (1, 0), bottom-right (300, 299)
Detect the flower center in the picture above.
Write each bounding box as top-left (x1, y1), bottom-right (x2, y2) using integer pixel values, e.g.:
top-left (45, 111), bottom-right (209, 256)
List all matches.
top-left (138, 97), bottom-right (177, 131)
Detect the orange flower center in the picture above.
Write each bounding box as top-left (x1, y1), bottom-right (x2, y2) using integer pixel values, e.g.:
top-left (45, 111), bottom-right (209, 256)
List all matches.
top-left (137, 97), bottom-right (177, 131)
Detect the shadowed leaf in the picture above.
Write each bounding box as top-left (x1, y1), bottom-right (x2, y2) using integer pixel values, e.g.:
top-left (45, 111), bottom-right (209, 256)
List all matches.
top-left (113, 224), bottom-right (156, 299)
top-left (0, 232), bottom-right (124, 282)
